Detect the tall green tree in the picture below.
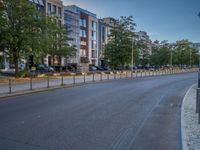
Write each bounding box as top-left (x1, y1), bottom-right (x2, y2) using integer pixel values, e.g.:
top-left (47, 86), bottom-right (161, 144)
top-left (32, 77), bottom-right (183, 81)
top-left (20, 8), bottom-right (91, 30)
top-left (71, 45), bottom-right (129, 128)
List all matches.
top-left (0, 0), bottom-right (46, 77)
top-left (104, 16), bottom-right (136, 69)
top-left (45, 16), bottom-right (76, 66)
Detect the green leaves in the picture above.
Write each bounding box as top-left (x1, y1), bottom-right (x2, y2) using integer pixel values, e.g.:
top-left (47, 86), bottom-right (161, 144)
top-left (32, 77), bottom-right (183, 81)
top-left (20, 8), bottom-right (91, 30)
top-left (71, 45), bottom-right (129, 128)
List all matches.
top-left (104, 16), bottom-right (136, 68)
top-left (0, 0), bottom-right (76, 76)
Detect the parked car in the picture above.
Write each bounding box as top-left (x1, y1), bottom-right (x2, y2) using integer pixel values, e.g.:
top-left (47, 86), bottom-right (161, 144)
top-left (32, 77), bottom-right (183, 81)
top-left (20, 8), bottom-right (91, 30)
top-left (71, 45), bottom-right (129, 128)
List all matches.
top-left (36, 64), bottom-right (54, 73)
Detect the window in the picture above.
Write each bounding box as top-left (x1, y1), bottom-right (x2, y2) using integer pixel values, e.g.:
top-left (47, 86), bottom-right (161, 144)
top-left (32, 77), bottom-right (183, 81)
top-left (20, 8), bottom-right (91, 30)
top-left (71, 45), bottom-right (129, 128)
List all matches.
top-left (80, 49), bottom-right (86, 56)
top-left (53, 5), bottom-right (56, 15)
top-left (47, 3), bottom-right (51, 15)
top-left (92, 50), bottom-right (97, 58)
top-left (92, 21), bottom-right (97, 31)
top-left (58, 7), bottom-right (62, 18)
top-left (92, 31), bottom-right (97, 40)
top-left (80, 18), bottom-right (86, 27)
top-left (80, 29), bottom-right (86, 37)
top-left (91, 40), bottom-right (97, 50)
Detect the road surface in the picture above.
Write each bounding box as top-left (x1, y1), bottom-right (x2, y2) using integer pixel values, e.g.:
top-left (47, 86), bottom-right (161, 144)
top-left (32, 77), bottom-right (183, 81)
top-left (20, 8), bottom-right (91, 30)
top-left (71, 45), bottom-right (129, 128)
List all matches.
top-left (0, 72), bottom-right (197, 150)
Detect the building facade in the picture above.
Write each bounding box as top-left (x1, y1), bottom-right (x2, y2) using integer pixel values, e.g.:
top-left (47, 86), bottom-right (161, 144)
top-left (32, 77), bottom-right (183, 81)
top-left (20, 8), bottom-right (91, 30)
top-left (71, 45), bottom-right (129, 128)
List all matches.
top-left (64, 6), bottom-right (80, 67)
top-left (64, 5), bottom-right (99, 66)
top-left (43, 0), bottom-right (65, 67)
top-left (98, 17), bottom-right (116, 67)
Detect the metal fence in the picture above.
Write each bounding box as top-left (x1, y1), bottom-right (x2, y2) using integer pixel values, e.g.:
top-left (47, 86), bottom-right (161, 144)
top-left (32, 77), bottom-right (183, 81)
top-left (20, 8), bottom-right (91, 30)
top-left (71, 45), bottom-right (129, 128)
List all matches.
top-left (0, 68), bottom-right (197, 96)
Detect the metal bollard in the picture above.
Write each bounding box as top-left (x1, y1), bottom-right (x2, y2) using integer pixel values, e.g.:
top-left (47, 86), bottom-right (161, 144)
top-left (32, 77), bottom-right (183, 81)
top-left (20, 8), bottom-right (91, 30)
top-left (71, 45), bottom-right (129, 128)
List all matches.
top-left (84, 73), bottom-right (86, 83)
top-left (47, 75), bottom-right (49, 88)
top-left (114, 72), bottom-right (116, 80)
top-left (141, 71), bottom-right (142, 77)
top-left (126, 72), bottom-right (128, 78)
top-left (73, 74), bottom-right (75, 85)
top-left (131, 71), bottom-right (133, 78)
top-left (107, 73), bottom-right (109, 80)
top-left (61, 76), bottom-right (64, 86)
top-left (196, 88), bottom-right (200, 113)
top-left (120, 72), bottom-right (122, 79)
top-left (100, 73), bottom-right (103, 81)
top-left (136, 71), bottom-right (138, 78)
top-left (30, 76), bottom-right (33, 90)
top-left (8, 79), bottom-right (11, 94)
top-left (92, 72), bottom-right (95, 82)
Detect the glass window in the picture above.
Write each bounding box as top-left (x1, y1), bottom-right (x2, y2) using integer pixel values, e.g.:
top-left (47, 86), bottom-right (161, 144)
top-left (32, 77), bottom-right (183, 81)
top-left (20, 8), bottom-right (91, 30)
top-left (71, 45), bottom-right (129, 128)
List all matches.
top-left (92, 40), bottom-right (97, 50)
top-left (92, 31), bottom-right (97, 40)
top-left (47, 3), bottom-right (51, 15)
top-left (53, 5), bottom-right (56, 15)
top-left (80, 19), bottom-right (86, 27)
top-left (58, 7), bottom-right (62, 18)
top-left (92, 21), bottom-right (97, 31)
top-left (80, 29), bottom-right (86, 37)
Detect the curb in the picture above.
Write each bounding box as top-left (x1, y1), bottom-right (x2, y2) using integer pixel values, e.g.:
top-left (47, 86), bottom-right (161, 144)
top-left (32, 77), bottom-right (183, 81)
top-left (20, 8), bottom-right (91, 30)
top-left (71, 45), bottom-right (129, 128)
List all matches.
top-left (181, 84), bottom-right (196, 150)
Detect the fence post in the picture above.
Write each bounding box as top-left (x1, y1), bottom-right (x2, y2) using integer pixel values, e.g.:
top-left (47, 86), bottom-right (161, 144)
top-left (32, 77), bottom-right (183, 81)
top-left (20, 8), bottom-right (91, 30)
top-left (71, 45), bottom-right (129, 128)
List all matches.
top-left (8, 79), bottom-right (11, 94)
top-left (84, 73), bottom-right (86, 83)
top-left (61, 75), bottom-right (64, 86)
top-left (47, 75), bottom-right (49, 88)
top-left (131, 71), bottom-right (133, 78)
top-left (100, 73), bottom-right (103, 81)
top-left (30, 76), bottom-right (33, 90)
top-left (114, 72), bottom-right (116, 80)
top-left (136, 71), bottom-right (138, 78)
top-left (73, 74), bottom-right (75, 85)
top-left (92, 72), bottom-right (95, 82)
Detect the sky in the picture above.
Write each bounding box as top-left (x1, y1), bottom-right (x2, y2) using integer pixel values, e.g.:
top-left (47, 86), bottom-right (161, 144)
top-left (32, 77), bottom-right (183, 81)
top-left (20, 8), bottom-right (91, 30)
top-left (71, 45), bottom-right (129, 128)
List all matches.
top-left (63, 0), bottom-right (200, 43)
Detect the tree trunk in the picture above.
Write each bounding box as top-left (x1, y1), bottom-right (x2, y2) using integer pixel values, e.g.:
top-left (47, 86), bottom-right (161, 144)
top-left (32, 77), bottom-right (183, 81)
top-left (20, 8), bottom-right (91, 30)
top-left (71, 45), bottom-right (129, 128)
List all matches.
top-left (13, 51), bottom-right (19, 78)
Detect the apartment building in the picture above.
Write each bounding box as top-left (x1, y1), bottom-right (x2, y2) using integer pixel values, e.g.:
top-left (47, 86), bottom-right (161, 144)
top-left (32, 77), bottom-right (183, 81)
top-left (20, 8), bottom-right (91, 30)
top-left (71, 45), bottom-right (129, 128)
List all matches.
top-left (64, 6), bottom-right (80, 67)
top-left (43, 0), bottom-right (65, 67)
top-left (98, 17), bottom-right (116, 67)
top-left (64, 5), bottom-right (99, 67)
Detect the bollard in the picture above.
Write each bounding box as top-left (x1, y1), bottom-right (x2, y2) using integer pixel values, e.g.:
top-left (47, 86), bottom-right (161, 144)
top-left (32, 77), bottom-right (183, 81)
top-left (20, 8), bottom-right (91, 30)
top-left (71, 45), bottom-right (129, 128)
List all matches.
top-left (107, 73), bottom-right (109, 80)
top-left (92, 72), bottom-right (95, 82)
top-left (84, 73), bottom-right (86, 83)
top-left (47, 75), bottom-right (49, 88)
top-left (120, 72), bottom-right (122, 79)
top-left (30, 76), bottom-right (33, 90)
top-left (61, 76), bottom-right (64, 86)
top-left (196, 88), bottom-right (200, 113)
top-left (141, 71), bottom-right (142, 77)
top-left (8, 79), bottom-right (11, 94)
top-left (126, 72), bottom-right (128, 78)
top-left (136, 71), bottom-right (138, 78)
top-left (73, 74), bottom-right (75, 85)
top-left (131, 71), bottom-right (133, 78)
top-left (100, 73), bottom-right (103, 81)
top-left (114, 72), bottom-right (116, 80)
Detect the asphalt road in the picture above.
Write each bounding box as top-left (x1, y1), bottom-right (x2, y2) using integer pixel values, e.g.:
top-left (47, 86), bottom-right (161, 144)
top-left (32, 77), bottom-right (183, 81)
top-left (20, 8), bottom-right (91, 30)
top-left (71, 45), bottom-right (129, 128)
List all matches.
top-left (0, 72), bottom-right (197, 150)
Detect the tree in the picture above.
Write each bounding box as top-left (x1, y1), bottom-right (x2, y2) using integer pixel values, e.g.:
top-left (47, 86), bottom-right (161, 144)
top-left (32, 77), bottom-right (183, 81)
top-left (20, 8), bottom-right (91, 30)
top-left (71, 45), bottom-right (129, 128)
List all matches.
top-left (0, 0), bottom-right (46, 77)
top-left (44, 16), bottom-right (76, 67)
top-left (104, 16), bottom-right (136, 69)
top-left (0, 0), bottom-right (76, 76)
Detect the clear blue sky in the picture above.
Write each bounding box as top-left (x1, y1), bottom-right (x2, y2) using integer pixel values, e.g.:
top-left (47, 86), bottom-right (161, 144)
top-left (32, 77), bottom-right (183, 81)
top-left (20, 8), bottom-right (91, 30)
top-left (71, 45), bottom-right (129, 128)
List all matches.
top-left (63, 0), bottom-right (200, 43)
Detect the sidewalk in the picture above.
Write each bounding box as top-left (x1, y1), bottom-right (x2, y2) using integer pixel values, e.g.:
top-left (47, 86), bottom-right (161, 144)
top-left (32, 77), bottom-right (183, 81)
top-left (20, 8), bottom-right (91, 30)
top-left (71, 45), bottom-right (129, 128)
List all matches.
top-left (182, 85), bottom-right (200, 150)
top-left (0, 69), bottom-right (197, 98)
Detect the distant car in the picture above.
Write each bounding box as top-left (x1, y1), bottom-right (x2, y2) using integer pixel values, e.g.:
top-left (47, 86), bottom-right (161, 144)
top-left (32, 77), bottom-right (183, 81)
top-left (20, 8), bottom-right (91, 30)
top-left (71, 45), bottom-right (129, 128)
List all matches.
top-left (37, 64), bottom-right (54, 73)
